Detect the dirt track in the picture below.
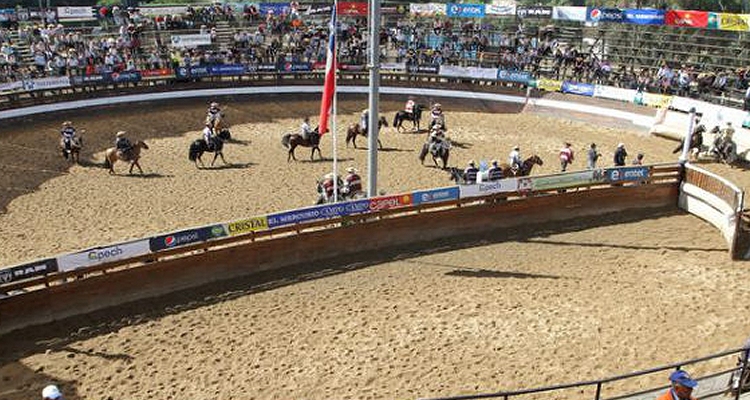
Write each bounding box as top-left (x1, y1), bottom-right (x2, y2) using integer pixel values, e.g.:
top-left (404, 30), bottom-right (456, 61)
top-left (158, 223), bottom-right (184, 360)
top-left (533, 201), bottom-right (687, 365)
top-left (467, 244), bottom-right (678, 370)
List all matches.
top-left (1, 95), bottom-right (750, 400)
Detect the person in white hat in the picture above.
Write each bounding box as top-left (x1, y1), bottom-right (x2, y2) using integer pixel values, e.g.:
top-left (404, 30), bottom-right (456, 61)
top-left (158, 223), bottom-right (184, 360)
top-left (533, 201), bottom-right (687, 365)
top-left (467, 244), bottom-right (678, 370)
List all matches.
top-left (404, 96), bottom-right (416, 115)
top-left (42, 384), bottom-right (62, 400)
top-left (59, 121), bottom-right (79, 159)
top-left (463, 160), bottom-right (479, 184)
top-left (343, 166), bottom-right (362, 199)
top-left (614, 142), bottom-right (628, 166)
top-left (360, 108), bottom-right (369, 133)
top-left (509, 145), bottom-right (522, 171)
top-left (430, 102), bottom-right (445, 131)
top-left (115, 130), bottom-right (133, 160)
top-left (205, 101), bottom-right (225, 132)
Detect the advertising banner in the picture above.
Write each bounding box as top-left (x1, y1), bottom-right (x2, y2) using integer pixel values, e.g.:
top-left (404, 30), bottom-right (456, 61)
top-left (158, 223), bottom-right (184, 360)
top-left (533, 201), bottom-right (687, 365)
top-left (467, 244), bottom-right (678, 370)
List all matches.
top-left (593, 85), bottom-right (637, 102)
top-left (339, 64), bottom-right (365, 71)
top-left (623, 9), bottom-right (665, 25)
top-left (107, 71), bottom-right (142, 83)
top-left (718, 13), bottom-right (750, 31)
top-left (23, 76), bottom-right (70, 91)
top-left (57, 240), bottom-right (150, 272)
top-left (516, 6), bottom-right (552, 19)
top-left (409, 3), bottom-right (446, 17)
top-left (552, 6), bottom-right (587, 22)
top-left (170, 34), bottom-right (212, 48)
top-left (459, 178), bottom-right (518, 198)
top-left (369, 194), bottom-right (413, 211)
top-left (279, 62), bottom-right (312, 73)
top-left (337, 2), bottom-right (367, 16)
top-left (440, 65), bottom-right (497, 80)
top-left (0, 80), bottom-right (24, 93)
top-left (587, 7), bottom-right (624, 23)
top-left (247, 63), bottom-right (278, 73)
top-left (606, 166), bottom-right (651, 183)
top-left (149, 225), bottom-right (227, 252)
top-left (304, 4), bottom-right (333, 15)
top-left (666, 10), bottom-right (708, 28)
top-left (531, 170), bottom-right (605, 191)
top-left (70, 74), bottom-right (105, 86)
top-left (446, 3), bottom-right (485, 18)
top-left (267, 200), bottom-right (371, 228)
top-left (226, 216), bottom-right (269, 236)
top-left (561, 81), bottom-right (595, 96)
top-left (412, 187), bottom-right (460, 205)
top-left (486, 3), bottom-right (516, 16)
top-left (209, 64), bottom-right (247, 75)
top-left (0, 258), bottom-right (58, 284)
top-left (535, 78), bottom-right (563, 92)
top-left (140, 68), bottom-right (174, 78)
top-left (0, 9), bottom-right (16, 23)
top-left (138, 6), bottom-right (189, 16)
top-left (407, 64), bottom-right (439, 74)
top-left (259, 3), bottom-right (291, 15)
top-left (56, 6), bottom-right (95, 20)
top-left (635, 91), bottom-right (672, 108)
top-left (380, 62), bottom-right (406, 72)
top-left (497, 69), bottom-right (531, 84)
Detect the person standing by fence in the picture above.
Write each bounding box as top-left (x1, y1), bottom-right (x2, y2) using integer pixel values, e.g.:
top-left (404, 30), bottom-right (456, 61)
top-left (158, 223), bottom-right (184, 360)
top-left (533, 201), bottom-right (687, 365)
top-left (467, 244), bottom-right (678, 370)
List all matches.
top-left (614, 143), bottom-right (628, 167)
top-left (657, 370), bottom-right (698, 400)
top-left (587, 143), bottom-right (601, 169)
top-left (560, 142), bottom-right (574, 172)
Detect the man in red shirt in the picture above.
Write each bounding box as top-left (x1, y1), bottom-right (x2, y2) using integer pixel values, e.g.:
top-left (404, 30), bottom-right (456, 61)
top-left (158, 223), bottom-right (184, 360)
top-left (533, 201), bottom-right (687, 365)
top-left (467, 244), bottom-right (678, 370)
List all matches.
top-left (559, 142), bottom-right (574, 172)
top-left (657, 370), bottom-right (698, 400)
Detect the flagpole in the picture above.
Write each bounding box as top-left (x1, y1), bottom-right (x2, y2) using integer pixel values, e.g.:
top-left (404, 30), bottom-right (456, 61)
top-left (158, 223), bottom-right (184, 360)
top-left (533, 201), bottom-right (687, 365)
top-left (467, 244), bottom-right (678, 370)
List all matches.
top-left (367, 0), bottom-right (380, 198)
top-left (332, 0), bottom-right (339, 202)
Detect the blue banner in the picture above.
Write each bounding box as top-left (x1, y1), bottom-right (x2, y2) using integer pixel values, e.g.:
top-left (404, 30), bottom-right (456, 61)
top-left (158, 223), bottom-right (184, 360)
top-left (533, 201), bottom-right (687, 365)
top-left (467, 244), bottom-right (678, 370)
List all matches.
top-left (446, 3), bottom-right (485, 18)
top-left (106, 71), bottom-right (141, 83)
top-left (207, 64), bottom-right (246, 76)
top-left (497, 69), bottom-right (531, 84)
top-left (278, 62), bottom-right (312, 73)
top-left (606, 166), bottom-right (650, 182)
top-left (149, 225), bottom-right (227, 252)
top-left (70, 74), bottom-right (106, 85)
top-left (412, 187), bottom-right (460, 205)
top-left (176, 65), bottom-right (209, 78)
top-left (587, 7), bottom-right (624, 22)
top-left (259, 2), bottom-right (290, 15)
top-left (623, 9), bottom-right (665, 25)
top-left (562, 81), bottom-right (595, 96)
top-left (267, 200), bottom-right (371, 228)
top-left (407, 64), bottom-right (439, 74)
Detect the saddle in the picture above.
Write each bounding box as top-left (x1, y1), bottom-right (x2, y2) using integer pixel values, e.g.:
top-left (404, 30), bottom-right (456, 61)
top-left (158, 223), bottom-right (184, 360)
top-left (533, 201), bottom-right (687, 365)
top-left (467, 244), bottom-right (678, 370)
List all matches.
top-left (309, 132), bottom-right (320, 146)
top-left (118, 147), bottom-right (134, 161)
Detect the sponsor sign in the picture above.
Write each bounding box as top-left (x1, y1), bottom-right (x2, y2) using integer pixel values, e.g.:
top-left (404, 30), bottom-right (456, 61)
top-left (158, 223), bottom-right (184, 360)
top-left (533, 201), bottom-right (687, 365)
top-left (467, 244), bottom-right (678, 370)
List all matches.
top-left (412, 187), bottom-right (460, 205)
top-left (0, 9), bottom-right (16, 23)
top-left (635, 91), bottom-right (672, 108)
top-left (623, 8), bottom-right (665, 25)
top-left (718, 13), bottom-right (750, 31)
top-left (107, 71), bottom-right (142, 83)
top-left (149, 224), bottom-right (227, 252)
top-left (497, 69), bottom-right (531, 85)
top-left (0, 80), bottom-right (24, 93)
top-left (593, 85), bottom-right (637, 102)
top-left (553, 6), bottom-right (587, 22)
top-left (23, 76), bottom-right (71, 91)
top-left (407, 64), bottom-right (439, 74)
top-left (226, 216), bottom-right (269, 236)
top-left (56, 6), bottom-right (95, 20)
top-left (409, 3), bottom-right (446, 17)
top-left (249, 63), bottom-right (278, 73)
top-left (486, 3), bottom-right (516, 16)
top-left (209, 64), bottom-right (246, 76)
top-left (369, 194), bottom-right (413, 211)
top-left (305, 4), bottom-right (333, 15)
top-left (138, 6), bottom-right (189, 16)
top-left (0, 258), bottom-right (58, 284)
top-left (259, 3), bottom-right (291, 15)
top-left (459, 178), bottom-right (518, 198)
top-left (339, 64), bottom-right (365, 71)
top-left (562, 81), bottom-right (595, 96)
top-left (337, 2), bottom-right (368, 16)
top-left (440, 65), bottom-right (497, 80)
top-left (607, 166), bottom-right (650, 183)
top-left (666, 10), bottom-right (708, 28)
top-left (587, 7), bottom-right (624, 23)
top-left (531, 170), bottom-right (605, 191)
top-left (57, 240), bottom-right (150, 272)
top-left (170, 34), bottom-right (212, 48)
top-left (446, 3), bottom-right (485, 18)
top-left (279, 62), bottom-right (312, 73)
top-left (516, 6), bottom-right (552, 19)
top-left (141, 68), bottom-right (174, 78)
top-left (535, 78), bottom-right (563, 92)
top-left (267, 200), bottom-right (371, 228)
top-left (380, 62), bottom-right (406, 72)
top-left (70, 74), bottom-right (105, 86)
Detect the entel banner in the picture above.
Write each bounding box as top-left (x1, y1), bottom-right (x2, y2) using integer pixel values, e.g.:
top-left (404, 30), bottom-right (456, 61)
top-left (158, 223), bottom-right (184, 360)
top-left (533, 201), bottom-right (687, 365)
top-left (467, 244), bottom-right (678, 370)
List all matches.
top-left (607, 166), bottom-right (650, 182)
top-left (149, 225), bottom-right (227, 252)
top-left (0, 258), bottom-right (58, 284)
top-left (459, 179), bottom-right (518, 198)
top-left (267, 200), bottom-right (371, 228)
top-left (446, 3), bottom-right (485, 18)
top-left (497, 69), bottom-right (531, 84)
top-left (623, 9), bottom-right (665, 25)
top-left (412, 187), bottom-right (460, 205)
top-left (57, 240), bottom-right (150, 272)
top-left (226, 216), bottom-right (269, 236)
top-left (666, 10), bottom-right (708, 28)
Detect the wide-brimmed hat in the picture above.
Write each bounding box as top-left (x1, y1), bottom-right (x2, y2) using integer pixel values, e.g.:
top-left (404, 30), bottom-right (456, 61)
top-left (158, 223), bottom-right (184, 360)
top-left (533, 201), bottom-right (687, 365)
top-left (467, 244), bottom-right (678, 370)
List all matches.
top-left (62, 121), bottom-right (72, 127)
top-left (513, 145), bottom-right (520, 150)
top-left (210, 102), bottom-right (219, 108)
top-left (346, 166), bottom-right (357, 173)
top-left (617, 143), bottom-right (625, 148)
top-left (116, 131), bottom-right (126, 138)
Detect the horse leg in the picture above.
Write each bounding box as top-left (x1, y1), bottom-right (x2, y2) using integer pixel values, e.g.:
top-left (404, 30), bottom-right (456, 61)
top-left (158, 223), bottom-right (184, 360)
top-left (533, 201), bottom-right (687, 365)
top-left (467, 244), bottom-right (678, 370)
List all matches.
top-left (310, 147), bottom-right (316, 160)
top-left (108, 157), bottom-right (115, 174)
top-left (211, 152), bottom-right (219, 167)
top-left (135, 161), bottom-right (144, 174)
top-left (378, 138), bottom-right (383, 150)
top-left (219, 151), bottom-right (227, 165)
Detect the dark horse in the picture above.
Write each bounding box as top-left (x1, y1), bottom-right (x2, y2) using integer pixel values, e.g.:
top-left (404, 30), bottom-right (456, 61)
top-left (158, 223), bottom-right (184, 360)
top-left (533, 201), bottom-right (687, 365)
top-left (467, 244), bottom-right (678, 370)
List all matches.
top-left (346, 116), bottom-right (388, 149)
top-left (418, 139), bottom-right (450, 169)
top-left (393, 104), bottom-right (424, 133)
top-left (500, 155), bottom-right (544, 177)
top-left (188, 129), bottom-right (231, 168)
top-left (281, 128), bottom-right (322, 162)
top-left (672, 124), bottom-right (708, 159)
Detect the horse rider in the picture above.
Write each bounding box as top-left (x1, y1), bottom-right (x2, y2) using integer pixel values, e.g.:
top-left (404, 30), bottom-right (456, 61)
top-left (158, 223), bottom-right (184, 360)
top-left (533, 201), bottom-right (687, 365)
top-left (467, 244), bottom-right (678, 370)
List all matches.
top-left (614, 143), bottom-right (628, 166)
top-left (301, 116), bottom-right (314, 141)
top-left (509, 145), bottom-right (522, 172)
top-left (673, 115), bottom-right (706, 154)
top-left (463, 160), bottom-right (479, 184)
top-left (428, 125), bottom-right (446, 155)
top-left (405, 96), bottom-right (416, 116)
top-left (487, 160), bottom-right (504, 181)
top-left (206, 101), bottom-right (223, 129)
top-left (320, 172), bottom-right (342, 202)
top-left (203, 122), bottom-right (215, 150)
top-left (360, 109), bottom-right (368, 133)
top-left (115, 131), bottom-right (134, 160)
top-left (60, 120), bottom-right (77, 157)
top-left (343, 166), bottom-right (363, 198)
top-left (430, 103), bottom-right (445, 130)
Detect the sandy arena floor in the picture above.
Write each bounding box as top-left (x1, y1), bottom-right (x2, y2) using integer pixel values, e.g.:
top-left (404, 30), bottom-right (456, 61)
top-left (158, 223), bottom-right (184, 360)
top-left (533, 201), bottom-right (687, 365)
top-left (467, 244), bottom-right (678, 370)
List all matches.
top-left (1, 95), bottom-right (749, 400)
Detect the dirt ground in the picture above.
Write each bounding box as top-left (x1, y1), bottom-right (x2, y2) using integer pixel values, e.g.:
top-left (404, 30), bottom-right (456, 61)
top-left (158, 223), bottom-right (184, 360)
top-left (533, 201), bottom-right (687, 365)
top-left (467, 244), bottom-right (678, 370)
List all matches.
top-left (1, 95), bottom-right (749, 400)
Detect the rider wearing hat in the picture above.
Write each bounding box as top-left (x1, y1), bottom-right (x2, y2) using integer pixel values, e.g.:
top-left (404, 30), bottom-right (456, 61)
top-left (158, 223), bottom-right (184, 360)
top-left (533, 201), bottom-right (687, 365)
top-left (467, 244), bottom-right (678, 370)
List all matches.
top-left (430, 103), bottom-right (444, 130)
top-left (487, 159), bottom-right (503, 181)
top-left (360, 108), bottom-right (369, 132)
top-left (344, 166), bottom-right (363, 198)
top-left (60, 121), bottom-right (78, 157)
top-left (115, 131), bottom-right (133, 160)
top-left (405, 96), bottom-right (416, 115)
top-left (614, 142), bottom-right (628, 166)
top-left (428, 125), bottom-right (446, 154)
top-left (509, 145), bottom-right (522, 171)
top-left (463, 160), bottom-right (479, 184)
top-left (301, 116), bottom-right (313, 141)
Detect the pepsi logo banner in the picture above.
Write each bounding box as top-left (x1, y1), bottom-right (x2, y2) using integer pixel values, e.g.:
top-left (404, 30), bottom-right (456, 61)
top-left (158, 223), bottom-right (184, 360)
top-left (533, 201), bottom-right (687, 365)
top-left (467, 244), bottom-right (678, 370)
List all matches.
top-left (666, 10), bottom-right (708, 28)
top-left (149, 225), bottom-right (227, 252)
top-left (587, 7), bottom-right (624, 22)
top-left (446, 3), bottom-right (485, 18)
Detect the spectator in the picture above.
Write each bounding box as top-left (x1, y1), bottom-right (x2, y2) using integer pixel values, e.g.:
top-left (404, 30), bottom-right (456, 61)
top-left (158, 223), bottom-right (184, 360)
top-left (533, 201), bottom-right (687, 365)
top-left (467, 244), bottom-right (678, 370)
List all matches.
top-left (632, 152), bottom-right (644, 165)
top-left (614, 143), bottom-right (627, 167)
top-left (587, 143), bottom-right (601, 169)
top-left (463, 160), bottom-right (478, 184)
top-left (487, 159), bottom-right (503, 181)
top-left (656, 370), bottom-right (697, 400)
top-left (559, 142), bottom-right (573, 172)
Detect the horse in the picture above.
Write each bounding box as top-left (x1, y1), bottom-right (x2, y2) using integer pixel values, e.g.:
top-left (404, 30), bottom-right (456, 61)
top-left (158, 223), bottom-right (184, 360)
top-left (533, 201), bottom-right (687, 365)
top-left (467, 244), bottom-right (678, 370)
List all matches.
top-left (418, 139), bottom-right (451, 169)
top-left (188, 129), bottom-right (231, 168)
top-left (104, 140), bottom-right (149, 174)
top-left (500, 155), bottom-right (544, 177)
top-left (393, 104), bottom-right (424, 133)
top-left (346, 116), bottom-right (388, 149)
top-left (281, 128), bottom-right (322, 162)
top-left (59, 134), bottom-right (83, 164)
top-left (713, 132), bottom-right (739, 165)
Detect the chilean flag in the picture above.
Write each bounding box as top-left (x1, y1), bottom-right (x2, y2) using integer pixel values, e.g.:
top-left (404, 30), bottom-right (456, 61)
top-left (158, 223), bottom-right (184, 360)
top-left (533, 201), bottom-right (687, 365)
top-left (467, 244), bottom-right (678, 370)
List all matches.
top-left (318, 7), bottom-right (336, 135)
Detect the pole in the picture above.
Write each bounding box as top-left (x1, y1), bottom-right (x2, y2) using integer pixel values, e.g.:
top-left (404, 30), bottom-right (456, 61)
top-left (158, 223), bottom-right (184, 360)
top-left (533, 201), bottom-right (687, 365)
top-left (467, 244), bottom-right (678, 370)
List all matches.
top-left (366, 0), bottom-right (381, 198)
top-left (679, 107), bottom-right (696, 164)
top-left (332, 0), bottom-right (339, 202)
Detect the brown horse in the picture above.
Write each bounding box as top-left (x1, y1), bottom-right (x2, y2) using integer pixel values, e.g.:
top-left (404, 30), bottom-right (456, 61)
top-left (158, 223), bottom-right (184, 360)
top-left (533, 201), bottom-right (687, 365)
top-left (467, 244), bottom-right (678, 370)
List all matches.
top-left (104, 141), bottom-right (149, 174)
top-left (59, 134), bottom-right (83, 165)
top-left (500, 154), bottom-right (544, 177)
top-left (345, 116), bottom-right (388, 149)
top-left (281, 128), bottom-right (322, 162)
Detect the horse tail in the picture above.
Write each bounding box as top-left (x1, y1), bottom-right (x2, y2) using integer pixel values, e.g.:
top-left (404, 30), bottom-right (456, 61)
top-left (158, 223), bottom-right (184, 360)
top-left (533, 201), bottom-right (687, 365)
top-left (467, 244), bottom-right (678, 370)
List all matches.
top-left (189, 140), bottom-right (201, 162)
top-left (281, 133), bottom-right (291, 149)
top-left (418, 143), bottom-right (428, 162)
top-left (393, 113), bottom-right (399, 128)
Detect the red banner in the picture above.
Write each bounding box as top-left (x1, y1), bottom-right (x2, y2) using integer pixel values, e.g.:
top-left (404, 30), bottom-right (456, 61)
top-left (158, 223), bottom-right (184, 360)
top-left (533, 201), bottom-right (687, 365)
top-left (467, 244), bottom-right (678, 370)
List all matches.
top-left (337, 2), bottom-right (367, 16)
top-left (140, 68), bottom-right (174, 78)
top-left (665, 10), bottom-right (708, 28)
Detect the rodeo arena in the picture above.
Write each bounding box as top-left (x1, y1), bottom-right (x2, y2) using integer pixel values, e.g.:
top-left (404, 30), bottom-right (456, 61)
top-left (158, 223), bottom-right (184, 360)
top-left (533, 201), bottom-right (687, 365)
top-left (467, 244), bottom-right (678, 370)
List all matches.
top-left (8, 0), bottom-right (750, 399)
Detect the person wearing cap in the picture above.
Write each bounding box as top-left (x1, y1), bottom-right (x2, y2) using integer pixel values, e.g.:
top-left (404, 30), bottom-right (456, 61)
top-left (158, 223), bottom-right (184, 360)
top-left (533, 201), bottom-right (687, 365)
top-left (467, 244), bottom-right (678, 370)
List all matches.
top-left (60, 121), bottom-right (78, 159)
top-left (587, 143), bottom-right (601, 169)
top-left (205, 101), bottom-right (224, 130)
top-left (360, 108), bottom-right (369, 133)
top-left (463, 160), bottom-right (479, 184)
top-left (614, 142), bottom-right (628, 167)
top-left (405, 96), bottom-right (415, 115)
top-left (115, 130), bottom-right (134, 160)
top-left (509, 145), bottom-right (522, 171)
top-left (487, 159), bottom-right (503, 181)
top-left (559, 142), bottom-right (574, 172)
top-left (430, 103), bottom-right (445, 131)
top-left (42, 384), bottom-right (63, 400)
top-left (343, 166), bottom-right (363, 199)
top-left (657, 370), bottom-right (698, 400)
